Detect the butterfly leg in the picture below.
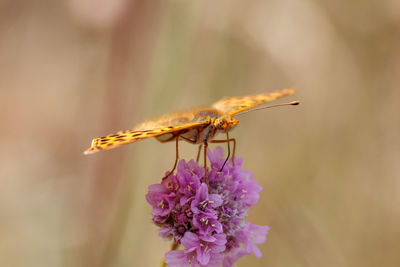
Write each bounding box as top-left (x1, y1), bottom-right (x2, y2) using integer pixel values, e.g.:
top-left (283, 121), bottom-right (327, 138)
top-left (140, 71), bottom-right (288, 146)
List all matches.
top-left (210, 132), bottom-right (236, 170)
top-left (204, 141), bottom-right (208, 185)
top-left (162, 136), bottom-right (180, 181)
top-left (196, 144), bottom-right (202, 162)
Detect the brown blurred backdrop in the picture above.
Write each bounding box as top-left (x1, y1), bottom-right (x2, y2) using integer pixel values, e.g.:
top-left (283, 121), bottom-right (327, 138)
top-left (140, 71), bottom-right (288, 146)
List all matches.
top-left (1, 0), bottom-right (399, 266)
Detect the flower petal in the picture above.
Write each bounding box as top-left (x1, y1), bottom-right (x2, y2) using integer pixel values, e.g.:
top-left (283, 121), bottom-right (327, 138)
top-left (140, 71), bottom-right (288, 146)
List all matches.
top-left (181, 232), bottom-right (199, 249)
top-left (197, 246), bottom-right (211, 265)
top-left (165, 250), bottom-right (189, 267)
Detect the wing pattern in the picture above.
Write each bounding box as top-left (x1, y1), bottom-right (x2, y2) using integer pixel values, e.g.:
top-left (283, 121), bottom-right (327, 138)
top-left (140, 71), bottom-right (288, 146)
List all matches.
top-left (84, 121), bottom-right (209, 154)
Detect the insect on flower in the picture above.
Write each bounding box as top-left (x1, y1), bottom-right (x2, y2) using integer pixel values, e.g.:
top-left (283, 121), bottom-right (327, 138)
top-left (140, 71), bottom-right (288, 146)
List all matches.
top-left (84, 88), bottom-right (299, 179)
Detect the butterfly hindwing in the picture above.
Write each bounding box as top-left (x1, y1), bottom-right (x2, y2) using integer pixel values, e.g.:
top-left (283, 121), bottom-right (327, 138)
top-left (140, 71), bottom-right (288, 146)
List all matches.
top-left (213, 88), bottom-right (296, 116)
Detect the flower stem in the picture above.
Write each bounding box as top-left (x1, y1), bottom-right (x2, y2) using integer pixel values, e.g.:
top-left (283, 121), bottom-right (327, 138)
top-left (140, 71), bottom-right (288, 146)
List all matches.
top-left (160, 241), bottom-right (179, 267)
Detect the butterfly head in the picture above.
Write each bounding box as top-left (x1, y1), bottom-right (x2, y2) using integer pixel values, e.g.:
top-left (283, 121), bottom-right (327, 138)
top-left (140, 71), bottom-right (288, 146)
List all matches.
top-left (213, 115), bottom-right (239, 132)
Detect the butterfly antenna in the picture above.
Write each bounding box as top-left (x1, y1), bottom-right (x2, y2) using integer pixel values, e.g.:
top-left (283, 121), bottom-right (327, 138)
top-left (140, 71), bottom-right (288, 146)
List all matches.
top-left (237, 101), bottom-right (300, 116)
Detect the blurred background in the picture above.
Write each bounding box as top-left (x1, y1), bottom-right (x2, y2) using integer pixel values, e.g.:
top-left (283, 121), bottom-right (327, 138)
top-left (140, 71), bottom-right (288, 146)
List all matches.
top-left (1, 0), bottom-right (399, 266)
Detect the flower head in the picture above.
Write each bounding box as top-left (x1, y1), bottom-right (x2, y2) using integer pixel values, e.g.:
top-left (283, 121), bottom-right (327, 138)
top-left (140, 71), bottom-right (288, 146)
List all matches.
top-left (146, 146), bottom-right (270, 266)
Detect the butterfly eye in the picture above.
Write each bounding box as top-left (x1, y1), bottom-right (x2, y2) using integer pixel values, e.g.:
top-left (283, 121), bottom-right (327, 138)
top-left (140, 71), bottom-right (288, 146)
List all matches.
top-left (214, 118), bottom-right (227, 128)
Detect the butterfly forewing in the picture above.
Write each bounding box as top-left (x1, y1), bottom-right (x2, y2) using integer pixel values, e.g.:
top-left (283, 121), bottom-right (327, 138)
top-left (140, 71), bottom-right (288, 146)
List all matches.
top-left (213, 88), bottom-right (296, 116)
top-left (84, 121), bottom-right (209, 154)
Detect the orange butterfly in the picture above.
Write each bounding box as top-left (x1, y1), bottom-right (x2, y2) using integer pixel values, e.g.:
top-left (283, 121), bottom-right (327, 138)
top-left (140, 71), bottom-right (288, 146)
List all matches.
top-left (84, 88), bottom-right (299, 179)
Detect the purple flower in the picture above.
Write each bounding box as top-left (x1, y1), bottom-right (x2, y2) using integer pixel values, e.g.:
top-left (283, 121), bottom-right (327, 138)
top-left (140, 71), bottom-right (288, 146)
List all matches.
top-left (165, 232), bottom-right (226, 266)
top-left (191, 183), bottom-right (223, 214)
top-left (146, 146), bottom-right (270, 266)
top-left (165, 249), bottom-right (223, 267)
top-left (176, 160), bottom-right (202, 205)
top-left (237, 222), bottom-right (270, 258)
top-left (222, 248), bottom-right (249, 267)
top-left (184, 232), bottom-right (226, 265)
top-left (193, 211), bottom-right (223, 235)
top-left (230, 175), bottom-right (262, 207)
top-left (145, 184), bottom-right (175, 217)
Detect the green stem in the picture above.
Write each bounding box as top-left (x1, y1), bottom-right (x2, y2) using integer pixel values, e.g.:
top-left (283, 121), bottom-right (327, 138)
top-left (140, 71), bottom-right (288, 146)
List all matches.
top-left (161, 241), bottom-right (179, 267)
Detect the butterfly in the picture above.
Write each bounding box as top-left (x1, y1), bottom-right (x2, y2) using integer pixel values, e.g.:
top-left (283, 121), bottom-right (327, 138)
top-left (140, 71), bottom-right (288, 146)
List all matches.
top-left (84, 88), bottom-right (299, 179)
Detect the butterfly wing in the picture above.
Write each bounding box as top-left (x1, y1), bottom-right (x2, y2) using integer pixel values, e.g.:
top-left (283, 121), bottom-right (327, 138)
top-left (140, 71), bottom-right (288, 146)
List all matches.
top-left (212, 88), bottom-right (296, 116)
top-left (84, 121), bottom-right (209, 154)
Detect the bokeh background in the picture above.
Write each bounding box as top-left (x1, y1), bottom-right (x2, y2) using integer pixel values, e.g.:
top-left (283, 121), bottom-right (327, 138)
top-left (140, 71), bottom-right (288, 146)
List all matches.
top-left (1, 0), bottom-right (399, 266)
